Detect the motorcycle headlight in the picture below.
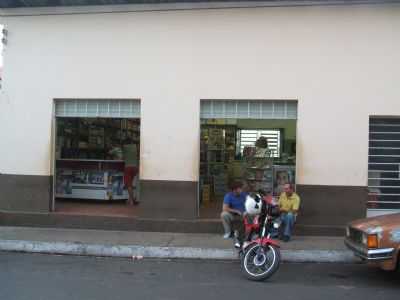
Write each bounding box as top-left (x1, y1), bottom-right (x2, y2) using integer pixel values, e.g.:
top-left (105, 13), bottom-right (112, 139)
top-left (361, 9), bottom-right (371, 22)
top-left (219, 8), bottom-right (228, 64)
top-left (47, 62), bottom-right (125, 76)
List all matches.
top-left (273, 222), bottom-right (280, 229)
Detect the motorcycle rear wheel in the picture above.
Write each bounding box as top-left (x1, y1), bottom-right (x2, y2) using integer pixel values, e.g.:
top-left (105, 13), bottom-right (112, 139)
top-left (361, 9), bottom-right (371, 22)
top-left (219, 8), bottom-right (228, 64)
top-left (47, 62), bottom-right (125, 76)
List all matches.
top-left (241, 244), bottom-right (280, 281)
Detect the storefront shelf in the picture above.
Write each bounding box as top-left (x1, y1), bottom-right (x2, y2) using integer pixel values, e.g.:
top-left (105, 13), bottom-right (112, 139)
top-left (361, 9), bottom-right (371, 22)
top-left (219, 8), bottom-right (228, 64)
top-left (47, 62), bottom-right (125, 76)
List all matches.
top-left (68, 183), bottom-right (105, 187)
top-left (57, 159), bottom-right (124, 163)
top-left (246, 179), bottom-right (269, 182)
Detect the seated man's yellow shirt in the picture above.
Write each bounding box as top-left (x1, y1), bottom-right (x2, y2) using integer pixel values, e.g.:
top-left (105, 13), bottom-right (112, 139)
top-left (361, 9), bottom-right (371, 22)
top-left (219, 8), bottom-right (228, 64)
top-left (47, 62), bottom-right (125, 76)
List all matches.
top-left (278, 193), bottom-right (300, 213)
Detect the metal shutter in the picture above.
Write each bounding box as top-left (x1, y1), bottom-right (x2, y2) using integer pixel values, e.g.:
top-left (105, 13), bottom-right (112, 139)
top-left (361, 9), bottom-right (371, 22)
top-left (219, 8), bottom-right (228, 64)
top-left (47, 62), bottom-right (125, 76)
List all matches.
top-left (368, 117), bottom-right (400, 214)
top-left (55, 99), bottom-right (141, 118)
top-left (201, 100), bottom-right (297, 119)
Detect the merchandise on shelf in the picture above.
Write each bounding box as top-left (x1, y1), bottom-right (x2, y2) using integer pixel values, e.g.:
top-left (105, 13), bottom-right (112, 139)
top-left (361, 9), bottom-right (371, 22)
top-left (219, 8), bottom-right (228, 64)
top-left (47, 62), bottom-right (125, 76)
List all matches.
top-left (243, 145), bottom-right (274, 194)
top-left (227, 161), bottom-right (245, 179)
top-left (57, 118), bottom-right (140, 161)
top-left (273, 165), bottom-right (296, 196)
top-left (208, 128), bottom-right (224, 148)
top-left (200, 125), bottom-right (240, 199)
top-left (202, 184), bottom-right (211, 205)
top-left (213, 174), bottom-right (228, 196)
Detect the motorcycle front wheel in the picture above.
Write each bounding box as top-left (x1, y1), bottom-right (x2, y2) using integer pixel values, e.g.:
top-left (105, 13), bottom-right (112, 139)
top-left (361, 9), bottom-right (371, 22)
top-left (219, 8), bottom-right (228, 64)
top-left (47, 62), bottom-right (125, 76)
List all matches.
top-left (241, 244), bottom-right (280, 281)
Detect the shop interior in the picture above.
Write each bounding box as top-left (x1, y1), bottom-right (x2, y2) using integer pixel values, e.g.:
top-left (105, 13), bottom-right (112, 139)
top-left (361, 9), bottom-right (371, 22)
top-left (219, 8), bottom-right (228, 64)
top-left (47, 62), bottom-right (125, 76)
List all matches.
top-left (54, 117), bottom-right (140, 217)
top-left (199, 118), bottom-right (297, 218)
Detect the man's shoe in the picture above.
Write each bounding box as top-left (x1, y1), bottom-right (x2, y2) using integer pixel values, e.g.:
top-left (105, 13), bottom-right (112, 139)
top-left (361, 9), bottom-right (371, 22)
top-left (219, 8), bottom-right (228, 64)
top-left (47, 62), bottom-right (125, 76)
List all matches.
top-left (234, 241), bottom-right (241, 249)
top-left (282, 235), bottom-right (290, 242)
top-left (223, 233), bottom-right (231, 239)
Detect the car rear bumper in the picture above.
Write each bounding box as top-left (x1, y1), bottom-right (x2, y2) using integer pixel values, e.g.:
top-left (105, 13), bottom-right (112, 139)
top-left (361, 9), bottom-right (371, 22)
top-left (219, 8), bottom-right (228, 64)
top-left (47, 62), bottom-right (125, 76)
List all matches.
top-left (344, 238), bottom-right (395, 261)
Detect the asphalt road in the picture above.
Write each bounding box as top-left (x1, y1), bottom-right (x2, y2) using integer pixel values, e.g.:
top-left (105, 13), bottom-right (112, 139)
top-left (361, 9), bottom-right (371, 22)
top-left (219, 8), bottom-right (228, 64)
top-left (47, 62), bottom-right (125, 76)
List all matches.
top-left (0, 252), bottom-right (398, 300)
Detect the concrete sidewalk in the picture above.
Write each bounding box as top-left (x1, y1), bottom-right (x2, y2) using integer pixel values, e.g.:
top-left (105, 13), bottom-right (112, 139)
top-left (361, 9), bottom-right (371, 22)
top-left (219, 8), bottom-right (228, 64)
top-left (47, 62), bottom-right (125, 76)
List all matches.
top-left (0, 226), bottom-right (357, 263)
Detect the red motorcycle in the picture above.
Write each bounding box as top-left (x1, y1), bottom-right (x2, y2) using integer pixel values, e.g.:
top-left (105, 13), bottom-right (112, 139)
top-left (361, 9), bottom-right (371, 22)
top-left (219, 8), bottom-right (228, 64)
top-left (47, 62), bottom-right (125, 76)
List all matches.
top-left (237, 193), bottom-right (281, 281)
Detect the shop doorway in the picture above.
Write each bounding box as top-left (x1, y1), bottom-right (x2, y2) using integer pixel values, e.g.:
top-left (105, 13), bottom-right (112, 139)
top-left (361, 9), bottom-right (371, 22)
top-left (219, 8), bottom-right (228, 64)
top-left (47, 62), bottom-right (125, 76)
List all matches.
top-left (199, 100), bottom-right (297, 219)
top-left (53, 99), bottom-right (141, 217)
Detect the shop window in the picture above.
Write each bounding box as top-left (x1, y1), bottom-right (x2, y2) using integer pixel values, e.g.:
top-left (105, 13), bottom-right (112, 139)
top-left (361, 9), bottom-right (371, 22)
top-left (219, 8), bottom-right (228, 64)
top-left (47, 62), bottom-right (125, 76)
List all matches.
top-left (55, 99), bottom-right (140, 118)
top-left (239, 129), bottom-right (281, 158)
top-left (201, 100), bottom-right (297, 120)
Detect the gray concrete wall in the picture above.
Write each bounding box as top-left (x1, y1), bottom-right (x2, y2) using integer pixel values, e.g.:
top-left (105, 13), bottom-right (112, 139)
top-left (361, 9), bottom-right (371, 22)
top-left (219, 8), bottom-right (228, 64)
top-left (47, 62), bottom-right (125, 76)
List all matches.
top-left (0, 174), bottom-right (51, 213)
top-left (296, 184), bottom-right (367, 226)
top-left (139, 180), bottom-right (198, 219)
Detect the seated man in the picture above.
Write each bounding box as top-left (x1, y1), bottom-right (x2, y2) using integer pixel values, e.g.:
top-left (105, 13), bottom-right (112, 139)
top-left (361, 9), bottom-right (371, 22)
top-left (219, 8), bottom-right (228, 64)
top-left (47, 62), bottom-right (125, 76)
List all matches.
top-left (278, 184), bottom-right (301, 242)
top-left (220, 181), bottom-right (247, 240)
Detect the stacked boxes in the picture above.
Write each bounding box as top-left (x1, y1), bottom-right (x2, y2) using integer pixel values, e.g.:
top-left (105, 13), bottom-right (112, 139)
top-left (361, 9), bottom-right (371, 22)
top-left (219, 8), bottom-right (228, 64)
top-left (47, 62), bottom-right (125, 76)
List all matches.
top-left (202, 184), bottom-right (211, 205)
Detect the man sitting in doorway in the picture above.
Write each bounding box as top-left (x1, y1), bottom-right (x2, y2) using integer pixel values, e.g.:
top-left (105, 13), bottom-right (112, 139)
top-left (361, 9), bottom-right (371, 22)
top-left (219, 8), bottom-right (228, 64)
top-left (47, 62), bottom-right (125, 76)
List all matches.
top-left (278, 184), bottom-right (301, 242)
top-left (220, 181), bottom-right (247, 240)
top-left (122, 137), bottom-right (139, 205)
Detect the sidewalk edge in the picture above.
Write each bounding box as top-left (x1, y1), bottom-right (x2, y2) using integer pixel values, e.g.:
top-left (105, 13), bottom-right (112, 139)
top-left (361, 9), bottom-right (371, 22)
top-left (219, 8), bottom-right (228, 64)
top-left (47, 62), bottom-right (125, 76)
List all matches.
top-left (0, 239), bottom-right (358, 263)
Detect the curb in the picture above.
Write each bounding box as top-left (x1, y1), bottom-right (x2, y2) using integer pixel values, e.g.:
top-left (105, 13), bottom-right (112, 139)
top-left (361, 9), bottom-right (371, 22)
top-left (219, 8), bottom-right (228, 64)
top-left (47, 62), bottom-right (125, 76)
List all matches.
top-left (0, 240), bottom-right (358, 263)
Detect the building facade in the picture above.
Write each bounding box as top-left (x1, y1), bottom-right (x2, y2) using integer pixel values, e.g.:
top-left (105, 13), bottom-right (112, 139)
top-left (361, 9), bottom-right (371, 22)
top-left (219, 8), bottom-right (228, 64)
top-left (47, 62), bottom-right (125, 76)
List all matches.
top-left (0, 1), bottom-right (400, 230)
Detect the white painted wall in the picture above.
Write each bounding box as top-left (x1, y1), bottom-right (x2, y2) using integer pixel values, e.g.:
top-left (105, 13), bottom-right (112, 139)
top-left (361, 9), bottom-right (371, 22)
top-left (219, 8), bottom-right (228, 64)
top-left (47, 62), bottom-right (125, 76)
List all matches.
top-left (0, 4), bottom-right (399, 185)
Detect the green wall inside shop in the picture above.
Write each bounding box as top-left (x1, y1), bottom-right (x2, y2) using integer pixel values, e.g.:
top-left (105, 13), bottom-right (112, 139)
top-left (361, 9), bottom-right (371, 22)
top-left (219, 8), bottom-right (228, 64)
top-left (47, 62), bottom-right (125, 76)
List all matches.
top-left (236, 119), bottom-right (297, 139)
top-left (201, 119), bottom-right (296, 139)
top-left (200, 118), bottom-right (297, 157)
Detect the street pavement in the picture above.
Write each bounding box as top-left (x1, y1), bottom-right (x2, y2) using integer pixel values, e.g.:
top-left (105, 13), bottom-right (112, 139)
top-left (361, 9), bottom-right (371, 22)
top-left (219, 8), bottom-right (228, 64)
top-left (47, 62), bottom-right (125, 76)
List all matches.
top-left (0, 252), bottom-right (398, 300)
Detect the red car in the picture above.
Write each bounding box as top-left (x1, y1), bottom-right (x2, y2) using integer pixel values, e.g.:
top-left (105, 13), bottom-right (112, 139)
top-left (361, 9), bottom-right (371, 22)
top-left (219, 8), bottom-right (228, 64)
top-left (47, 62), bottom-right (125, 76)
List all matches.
top-left (345, 213), bottom-right (400, 271)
